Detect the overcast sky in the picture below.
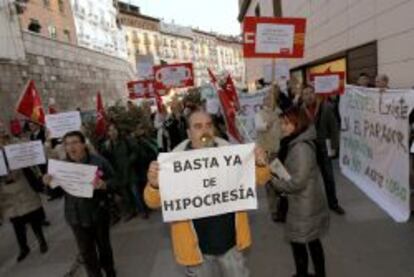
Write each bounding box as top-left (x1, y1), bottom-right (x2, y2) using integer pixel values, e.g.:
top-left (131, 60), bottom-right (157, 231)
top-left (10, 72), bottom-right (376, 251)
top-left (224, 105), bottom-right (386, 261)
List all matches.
top-left (126, 0), bottom-right (241, 36)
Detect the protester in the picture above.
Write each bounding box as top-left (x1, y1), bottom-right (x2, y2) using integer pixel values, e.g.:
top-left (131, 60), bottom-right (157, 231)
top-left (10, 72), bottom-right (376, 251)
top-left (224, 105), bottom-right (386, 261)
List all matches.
top-left (43, 131), bottom-right (116, 277)
top-left (375, 74), bottom-right (390, 89)
top-left (154, 104), bottom-right (171, 152)
top-left (144, 109), bottom-right (271, 277)
top-left (0, 127), bottom-right (48, 262)
top-left (101, 123), bottom-right (137, 222)
top-left (165, 100), bottom-right (187, 149)
top-left (272, 106), bottom-right (329, 277)
top-left (255, 89), bottom-right (286, 222)
top-left (302, 85), bottom-right (345, 215)
top-left (356, 73), bottom-right (371, 87)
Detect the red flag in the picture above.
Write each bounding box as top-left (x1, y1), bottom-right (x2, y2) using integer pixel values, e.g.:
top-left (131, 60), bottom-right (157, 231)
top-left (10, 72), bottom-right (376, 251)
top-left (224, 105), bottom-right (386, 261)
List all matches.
top-left (207, 68), bottom-right (243, 143)
top-left (16, 80), bottom-right (45, 125)
top-left (95, 92), bottom-right (106, 137)
top-left (224, 74), bottom-right (240, 111)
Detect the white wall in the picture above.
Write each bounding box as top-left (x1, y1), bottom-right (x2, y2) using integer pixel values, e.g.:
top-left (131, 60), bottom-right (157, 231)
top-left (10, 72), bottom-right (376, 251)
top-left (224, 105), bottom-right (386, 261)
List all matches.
top-left (282, 0), bottom-right (414, 88)
top-left (0, 0), bottom-right (25, 60)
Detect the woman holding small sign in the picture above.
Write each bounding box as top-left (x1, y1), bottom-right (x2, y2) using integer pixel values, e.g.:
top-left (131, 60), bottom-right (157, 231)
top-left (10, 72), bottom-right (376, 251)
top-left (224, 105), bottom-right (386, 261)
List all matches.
top-left (272, 106), bottom-right (330, 277)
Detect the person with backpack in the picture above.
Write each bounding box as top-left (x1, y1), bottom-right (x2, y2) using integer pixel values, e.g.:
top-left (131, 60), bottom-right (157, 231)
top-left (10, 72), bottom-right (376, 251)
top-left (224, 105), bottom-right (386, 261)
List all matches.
top-left (272, 106), bottom-right (329, 277)
top-left (302, 85), bottom-right (345, 215)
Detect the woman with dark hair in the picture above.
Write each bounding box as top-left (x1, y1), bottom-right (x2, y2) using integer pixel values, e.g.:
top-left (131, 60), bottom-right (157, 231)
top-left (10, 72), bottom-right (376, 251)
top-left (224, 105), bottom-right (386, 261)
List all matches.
top-left (272, 106), bottom-right (329, 277)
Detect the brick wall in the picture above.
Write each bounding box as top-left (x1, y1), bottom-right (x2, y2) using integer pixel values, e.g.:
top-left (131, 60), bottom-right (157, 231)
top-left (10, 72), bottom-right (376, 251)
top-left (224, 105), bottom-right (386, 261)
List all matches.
top-left (0, 31), bottom-right (135, 122)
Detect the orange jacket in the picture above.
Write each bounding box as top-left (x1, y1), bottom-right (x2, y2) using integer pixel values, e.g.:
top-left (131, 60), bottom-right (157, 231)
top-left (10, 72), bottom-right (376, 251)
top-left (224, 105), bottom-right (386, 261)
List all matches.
top-left (144, 139), bottom-right (271, 266)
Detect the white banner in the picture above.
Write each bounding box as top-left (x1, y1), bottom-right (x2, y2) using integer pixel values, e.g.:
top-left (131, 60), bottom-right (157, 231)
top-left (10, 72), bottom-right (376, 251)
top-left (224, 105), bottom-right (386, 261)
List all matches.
top-left (48, 159), bottom-right (97, 198)
top-left (0, 150), bottom-right (8, 176)
top-left (158, 143), bottom-right (257, 222)
top-left (4, 140), bottom-right (46, 170)
top-left (340, 85), bottom-right (414, 222)
top-left (45, 111), bottom-right (82, 138)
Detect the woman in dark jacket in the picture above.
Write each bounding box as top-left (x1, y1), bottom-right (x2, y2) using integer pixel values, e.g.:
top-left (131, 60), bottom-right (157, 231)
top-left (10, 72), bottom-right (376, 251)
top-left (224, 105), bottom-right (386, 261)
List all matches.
top-left (272, 107), bottom-right (330, 277)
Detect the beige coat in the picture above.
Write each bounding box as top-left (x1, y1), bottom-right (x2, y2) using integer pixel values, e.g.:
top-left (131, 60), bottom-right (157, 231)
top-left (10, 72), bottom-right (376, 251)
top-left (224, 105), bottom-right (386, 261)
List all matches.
top-left (255, 107), bottom-right (282, 155)
top-left (0, 170), bottom-right (42, 219)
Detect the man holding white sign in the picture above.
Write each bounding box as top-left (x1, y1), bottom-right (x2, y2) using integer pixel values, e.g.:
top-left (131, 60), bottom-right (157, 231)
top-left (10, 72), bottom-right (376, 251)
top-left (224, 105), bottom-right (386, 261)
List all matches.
top-left (144, 110), bottom-right (271, 277)
top-left (43, 131), bottom-right (116, 277)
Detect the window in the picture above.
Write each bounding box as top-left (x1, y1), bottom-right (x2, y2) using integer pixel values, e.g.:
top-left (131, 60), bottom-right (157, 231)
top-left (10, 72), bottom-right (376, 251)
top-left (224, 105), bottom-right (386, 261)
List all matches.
top-left (48, 25), bottom-right (57, 39)
top-left (63, 29), bottom-right (71, 42)
top-left (58, 0), bottom-right (65, 13)
top-left (43, 0), bottom-right (50, 7)
top-left (28, 19), bottom-right (41, 33)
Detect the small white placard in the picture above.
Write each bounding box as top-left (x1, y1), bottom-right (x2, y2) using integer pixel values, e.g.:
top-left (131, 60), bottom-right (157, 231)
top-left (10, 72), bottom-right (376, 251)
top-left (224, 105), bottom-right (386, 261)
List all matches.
top-left (46, 111), bottom-right (82, 138)
top-left (315, 75), bottom-right (340, 94)
top-left (256, 23), bottom-right (295, 54)
top-left (263, 61), bottom-right (291, 83)
top-left (4, 141), bottom-right (46, 170)
top-left (48, 159), bottom-right (97, 198)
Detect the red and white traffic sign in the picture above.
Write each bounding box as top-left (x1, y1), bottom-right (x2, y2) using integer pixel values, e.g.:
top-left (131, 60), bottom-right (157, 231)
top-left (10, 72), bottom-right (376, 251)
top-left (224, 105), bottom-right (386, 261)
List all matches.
top-left (153, 63), bottom-right (194, 90)
top-left (243, 17), bottom-right (306, 58)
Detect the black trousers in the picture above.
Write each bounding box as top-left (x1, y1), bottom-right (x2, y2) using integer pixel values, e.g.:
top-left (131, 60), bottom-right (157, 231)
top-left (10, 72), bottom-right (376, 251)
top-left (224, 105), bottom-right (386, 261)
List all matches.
top-left (290, 239), bottom-right (326, 277)
top-left (10, 208), bottom-right (46, 251)
top-left (316, 141), bottom-right (339, 208)
top-left (70, 218), bottom-right (115, 277)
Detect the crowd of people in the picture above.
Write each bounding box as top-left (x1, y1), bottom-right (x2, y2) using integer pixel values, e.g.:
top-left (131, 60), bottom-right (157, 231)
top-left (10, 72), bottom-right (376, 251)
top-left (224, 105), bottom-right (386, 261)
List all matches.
top-left (0, 72), bottom-right (393, 277)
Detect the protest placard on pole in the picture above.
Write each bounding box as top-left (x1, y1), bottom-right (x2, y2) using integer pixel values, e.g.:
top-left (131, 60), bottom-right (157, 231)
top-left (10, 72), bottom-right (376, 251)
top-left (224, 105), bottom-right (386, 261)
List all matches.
top-left (48, 159), bottom-right (97, 198)
top-left (340, 85), bottom-right (414, 222)
top-left (311, 72), bottom-right (345, 95)
top-left (158, 143), bottom-right (257, 222)
top-left (153, 63), bottom-right (194, 90)
top-left (243, 17), bottom-right (306, 58)
top-left (45, 111), bottom-right (82, 138)
top-left (4, 140), bottom-right (46, 170)
top-left (0, 150), bottom-right (8, 176)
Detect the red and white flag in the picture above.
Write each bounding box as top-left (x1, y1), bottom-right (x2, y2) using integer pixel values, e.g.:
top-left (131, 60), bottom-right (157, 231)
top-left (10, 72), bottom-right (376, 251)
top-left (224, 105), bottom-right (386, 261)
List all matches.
top-left (16, 80), bottom-right (45, 125)
top-left (95, 92), bottom-right (106, 137)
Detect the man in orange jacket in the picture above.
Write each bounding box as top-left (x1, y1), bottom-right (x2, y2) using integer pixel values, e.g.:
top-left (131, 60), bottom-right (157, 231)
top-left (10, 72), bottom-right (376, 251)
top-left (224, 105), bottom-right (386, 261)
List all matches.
top-left (144, 109), bottom-right (271, 277)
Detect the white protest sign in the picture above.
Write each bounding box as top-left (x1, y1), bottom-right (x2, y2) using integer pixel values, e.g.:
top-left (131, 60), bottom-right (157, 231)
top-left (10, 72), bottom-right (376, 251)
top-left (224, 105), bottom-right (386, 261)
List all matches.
top-left (156, 66), bottom-right (190, 87)
top-left (255, 23), bottom-right (295, 54)
top-left (0, 151), bottom-right (8, 176)
top-left (48, 159), bottom-right (97, 198)
top-left (158, 143), bottom-right (257, 222)
top-left (136, 55), bottom-right (154, 79)
top-left (340, 85), bottom-right (414, 222)
top-left (206, 98), bottom-right (220, 114)
top-left (314, 75), bottom-right (340, 94)
top-left (263, 61), bottom-right (290, 83)
top-left (45, 111), bottom-right (82, 138)
top-left (4, 141), bottom-right (46, 170)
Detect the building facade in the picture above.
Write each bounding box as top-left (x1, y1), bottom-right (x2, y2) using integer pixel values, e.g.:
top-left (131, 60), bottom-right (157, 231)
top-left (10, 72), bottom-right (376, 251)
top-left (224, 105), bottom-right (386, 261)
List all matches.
top-left (69, 0), bottom-right (127, 59)
top-left (281, 0), bottom-right (414, 88)
top-left (17, 0), bottom-right (77, 44)
top-left (118, 2), bottom-right (245, 86)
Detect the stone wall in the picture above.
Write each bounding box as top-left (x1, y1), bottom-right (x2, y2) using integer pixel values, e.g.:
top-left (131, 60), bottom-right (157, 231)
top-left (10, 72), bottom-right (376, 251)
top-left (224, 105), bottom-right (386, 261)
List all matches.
top-left (0, 31), bottom-right (135, 122)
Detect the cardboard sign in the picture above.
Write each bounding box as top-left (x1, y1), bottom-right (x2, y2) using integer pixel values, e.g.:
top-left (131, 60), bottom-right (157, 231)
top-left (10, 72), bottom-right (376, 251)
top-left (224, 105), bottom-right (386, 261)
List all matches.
top-left (158, 143), bottom-right (257, 222)
top-left (243, 17), bottom-right (306, 58)
top-left (0, 150), bottom-right (8, 176)
top-left (127, 80), bottom-right (157, 99)
top-left (153, 63), bottom-right (194, 90)
top-left (45, 111), bottom-right (82, 138)
top-left (4, 140), bottom-right (46, 170)
top-left (48, 159), bottom-right (97, 198)
top-left (311, 72), bottom-right (345, 95)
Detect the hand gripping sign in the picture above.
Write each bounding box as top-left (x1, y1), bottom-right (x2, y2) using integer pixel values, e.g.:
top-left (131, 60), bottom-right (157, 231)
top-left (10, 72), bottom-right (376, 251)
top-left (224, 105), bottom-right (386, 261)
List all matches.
top-left (243, 17), bottom-right (306, 58)
top-left (153, 63), bottom-right (194, 90)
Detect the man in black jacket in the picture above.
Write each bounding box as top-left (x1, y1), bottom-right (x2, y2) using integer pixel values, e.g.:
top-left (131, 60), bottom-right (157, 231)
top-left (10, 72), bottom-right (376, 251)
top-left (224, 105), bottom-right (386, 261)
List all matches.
top-left (44, 131), bottom-right (116, 277)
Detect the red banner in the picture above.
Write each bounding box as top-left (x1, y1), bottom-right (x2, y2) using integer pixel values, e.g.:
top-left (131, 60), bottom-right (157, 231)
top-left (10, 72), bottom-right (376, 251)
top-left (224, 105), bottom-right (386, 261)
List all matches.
top-left (243, 17), bottom-right (306, 58)
top-left (127, 80), bottom-right (158, 99)
top-left (310, 72), bottom-right (345, 96)
top-left (153, 63), bottom-right (194, 90)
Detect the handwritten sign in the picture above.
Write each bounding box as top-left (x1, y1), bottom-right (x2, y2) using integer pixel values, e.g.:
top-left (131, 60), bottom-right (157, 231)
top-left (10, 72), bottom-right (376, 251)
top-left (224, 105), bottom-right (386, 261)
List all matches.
top-left (0, 151), bottom-right (8, 176)
top-left (45, 111), bottom-right (82, 138)
top-left (158, 143), bottom-right (256, 222)
top-left (243, 17), bottom-right (306, 58)
top-left (48, 159), bottom-right (97, 198)
top-left (340, 85), bottom-right (414, 222)
top-left (4, 141), bottom-right (46, 170)
top-left (153, 63), bottom-right (194, 90)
